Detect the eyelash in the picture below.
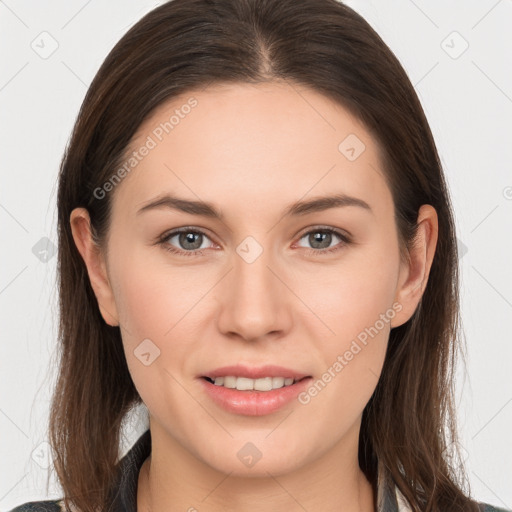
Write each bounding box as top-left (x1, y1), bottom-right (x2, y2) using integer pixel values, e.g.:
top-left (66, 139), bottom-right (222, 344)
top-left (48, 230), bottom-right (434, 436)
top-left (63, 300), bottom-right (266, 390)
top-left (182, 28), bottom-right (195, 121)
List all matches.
top-left (156, 226), bottom-right (351, 258)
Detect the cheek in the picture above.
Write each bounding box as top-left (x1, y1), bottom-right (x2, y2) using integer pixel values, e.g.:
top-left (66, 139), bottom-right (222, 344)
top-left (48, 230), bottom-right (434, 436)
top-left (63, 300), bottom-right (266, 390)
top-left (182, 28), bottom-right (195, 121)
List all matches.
top-left (110, 241), bottom-right (205, 338)
top-left (297, 246), bottom-right (399, 405)
top-left (109, 251), bottom-right (201, 417)
top-left (114, 269), bottom-right (173, 341)
top-left (108, 244), bottom-right (218, 391)
top-left (304, 242), bottom-right (400, 333)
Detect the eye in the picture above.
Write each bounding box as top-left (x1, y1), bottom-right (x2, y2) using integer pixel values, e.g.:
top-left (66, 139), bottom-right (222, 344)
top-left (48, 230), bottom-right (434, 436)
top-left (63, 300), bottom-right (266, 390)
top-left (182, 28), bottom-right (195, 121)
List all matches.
top-left (157, 225), bottom-right (351, 258)
top-left (158, 228), bottom-right (215, 257)
top-left (295, 226), bottom-right (351, 256)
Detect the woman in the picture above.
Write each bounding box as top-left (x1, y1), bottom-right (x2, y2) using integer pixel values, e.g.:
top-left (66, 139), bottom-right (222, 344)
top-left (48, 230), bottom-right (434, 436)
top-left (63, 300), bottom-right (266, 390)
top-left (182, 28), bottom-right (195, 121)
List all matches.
top-left (9, 0), bottom-right (510, 511)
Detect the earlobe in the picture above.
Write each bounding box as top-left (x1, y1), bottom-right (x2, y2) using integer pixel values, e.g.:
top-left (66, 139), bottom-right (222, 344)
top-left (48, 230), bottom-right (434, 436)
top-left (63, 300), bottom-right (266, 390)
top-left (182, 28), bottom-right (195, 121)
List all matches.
top-left (69, 208), bottom-right (119, 327)
top-left (390, 204), bottom-right (438, 328)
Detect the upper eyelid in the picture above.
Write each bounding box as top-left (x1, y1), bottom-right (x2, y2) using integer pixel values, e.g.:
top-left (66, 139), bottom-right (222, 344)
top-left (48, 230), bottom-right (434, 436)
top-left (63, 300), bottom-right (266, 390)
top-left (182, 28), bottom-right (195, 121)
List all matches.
top-left (296, 225), bottom-right (350, 238)
top-left (293, 227), bottom-right (351, 249)
top-left (159, 226), bottom-right (217, 245)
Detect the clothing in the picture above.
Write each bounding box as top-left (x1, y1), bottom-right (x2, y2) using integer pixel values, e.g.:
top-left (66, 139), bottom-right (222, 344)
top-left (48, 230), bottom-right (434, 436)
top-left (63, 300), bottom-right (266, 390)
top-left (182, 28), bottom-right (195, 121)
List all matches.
top-left (8, 428), bottom-right (510, 512)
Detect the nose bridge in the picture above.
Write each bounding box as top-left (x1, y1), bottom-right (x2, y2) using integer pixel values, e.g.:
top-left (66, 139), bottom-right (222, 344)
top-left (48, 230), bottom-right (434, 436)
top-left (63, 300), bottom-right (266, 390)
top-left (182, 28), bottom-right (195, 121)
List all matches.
top-left (216, 235), bottom-right (290, 340)
top-left (234, 243), bottom-right (275, 297)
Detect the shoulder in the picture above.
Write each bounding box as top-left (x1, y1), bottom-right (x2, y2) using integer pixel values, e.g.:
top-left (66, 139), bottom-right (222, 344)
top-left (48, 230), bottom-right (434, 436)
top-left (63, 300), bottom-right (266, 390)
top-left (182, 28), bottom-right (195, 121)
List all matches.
top-left (477, 502), bottom-right (512, 512)
top-left (7, 499), bottom-right (64, 512)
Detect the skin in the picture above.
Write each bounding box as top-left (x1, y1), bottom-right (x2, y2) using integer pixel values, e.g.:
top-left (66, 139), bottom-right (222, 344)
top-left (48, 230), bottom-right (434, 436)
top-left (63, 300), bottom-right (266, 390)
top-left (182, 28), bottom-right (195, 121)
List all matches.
top-left (70, 81), bottom-right (438, 512)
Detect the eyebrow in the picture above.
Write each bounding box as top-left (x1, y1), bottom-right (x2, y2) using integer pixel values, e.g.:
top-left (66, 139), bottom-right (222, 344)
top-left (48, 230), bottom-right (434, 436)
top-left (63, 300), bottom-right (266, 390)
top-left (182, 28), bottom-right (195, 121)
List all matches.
top-left (136, 193), bottom-right (372, 219)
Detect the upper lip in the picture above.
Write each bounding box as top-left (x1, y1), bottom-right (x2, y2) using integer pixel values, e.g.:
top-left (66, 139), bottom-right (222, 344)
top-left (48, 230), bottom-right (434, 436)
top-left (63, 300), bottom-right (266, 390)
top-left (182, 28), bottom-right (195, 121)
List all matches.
top-left (201, 364), bottom-right (311, 380)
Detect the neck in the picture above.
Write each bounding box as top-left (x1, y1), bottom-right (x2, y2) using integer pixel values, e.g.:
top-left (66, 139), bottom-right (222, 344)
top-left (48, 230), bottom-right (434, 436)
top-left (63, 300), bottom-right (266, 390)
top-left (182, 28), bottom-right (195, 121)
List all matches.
top-left (137, 421), bottom-right (375, 512)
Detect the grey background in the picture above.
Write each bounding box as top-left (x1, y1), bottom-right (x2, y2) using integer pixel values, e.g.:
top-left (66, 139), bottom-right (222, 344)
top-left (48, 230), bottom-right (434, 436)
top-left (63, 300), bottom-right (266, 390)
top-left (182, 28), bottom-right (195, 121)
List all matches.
top-left (1, 0), bottom-right (511, 509)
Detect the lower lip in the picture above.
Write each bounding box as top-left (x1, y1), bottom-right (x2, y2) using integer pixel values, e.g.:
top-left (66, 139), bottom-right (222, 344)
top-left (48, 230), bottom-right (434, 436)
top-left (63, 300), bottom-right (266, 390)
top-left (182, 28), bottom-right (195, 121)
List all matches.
top-left (198, 376), bottom-right (313, 416)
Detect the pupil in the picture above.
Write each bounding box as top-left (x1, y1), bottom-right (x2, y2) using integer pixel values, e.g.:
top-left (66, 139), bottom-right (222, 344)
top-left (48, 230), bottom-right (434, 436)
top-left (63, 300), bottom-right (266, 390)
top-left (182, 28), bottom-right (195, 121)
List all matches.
top-left (311, 231), bottom-right (330, 249)
top-left (180, 232), bottom-right (201, 250)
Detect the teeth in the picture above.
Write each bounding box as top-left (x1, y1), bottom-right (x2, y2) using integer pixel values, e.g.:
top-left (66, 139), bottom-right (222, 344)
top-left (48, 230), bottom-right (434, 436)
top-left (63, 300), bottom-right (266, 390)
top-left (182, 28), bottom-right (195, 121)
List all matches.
top-left (211, 376), bottom-right (298, 391)
top-left (273, 377), bottom-right (285, 389)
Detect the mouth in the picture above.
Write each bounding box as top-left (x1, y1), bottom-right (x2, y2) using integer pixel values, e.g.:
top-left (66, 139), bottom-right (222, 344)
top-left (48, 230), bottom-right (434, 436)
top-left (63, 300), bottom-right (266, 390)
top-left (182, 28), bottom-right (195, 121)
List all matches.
top-left (201, 375), bottom-right (310, 391)
top-left (199, 373), bottom-right (314, 416)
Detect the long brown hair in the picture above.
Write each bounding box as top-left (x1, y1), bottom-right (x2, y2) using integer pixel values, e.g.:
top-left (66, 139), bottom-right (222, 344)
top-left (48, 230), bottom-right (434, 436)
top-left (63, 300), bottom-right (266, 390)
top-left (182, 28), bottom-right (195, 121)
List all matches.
top-left (50, 0), bottom-right (476, 510)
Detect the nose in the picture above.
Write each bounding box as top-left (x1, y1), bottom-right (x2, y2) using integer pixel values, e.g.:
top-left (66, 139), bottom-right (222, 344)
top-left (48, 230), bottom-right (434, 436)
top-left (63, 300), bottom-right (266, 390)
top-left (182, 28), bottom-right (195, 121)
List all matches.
top-left (216, 244), bottom-right (293, 343)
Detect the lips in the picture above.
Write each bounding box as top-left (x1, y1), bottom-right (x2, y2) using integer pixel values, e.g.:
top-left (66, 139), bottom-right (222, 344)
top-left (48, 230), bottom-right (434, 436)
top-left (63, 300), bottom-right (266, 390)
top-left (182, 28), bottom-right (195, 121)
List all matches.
top-left (199, 374), bottom-right (314, 416)
top-left (201, 364), bottom-right (310, 381)
top-left (197, 364), bottom-right (313, 415)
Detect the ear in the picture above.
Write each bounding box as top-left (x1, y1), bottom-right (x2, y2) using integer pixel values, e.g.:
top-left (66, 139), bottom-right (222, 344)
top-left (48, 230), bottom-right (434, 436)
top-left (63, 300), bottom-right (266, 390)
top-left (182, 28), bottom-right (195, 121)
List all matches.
top-left (69, 207), bottom-right (119, 326)
top-left (390, 204), bottom-right (438, 328)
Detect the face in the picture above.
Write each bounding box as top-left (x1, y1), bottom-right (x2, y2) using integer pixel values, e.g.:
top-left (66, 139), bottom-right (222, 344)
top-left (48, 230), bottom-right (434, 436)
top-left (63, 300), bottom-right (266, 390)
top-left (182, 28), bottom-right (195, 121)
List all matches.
top-left (73, 81), bottom-right (434, 478)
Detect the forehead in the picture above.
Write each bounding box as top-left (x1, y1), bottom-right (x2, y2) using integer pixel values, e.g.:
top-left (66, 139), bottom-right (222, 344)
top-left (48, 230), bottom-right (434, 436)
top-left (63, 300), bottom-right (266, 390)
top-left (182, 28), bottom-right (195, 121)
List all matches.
top-left (113, 81), bottom-right (392, 220)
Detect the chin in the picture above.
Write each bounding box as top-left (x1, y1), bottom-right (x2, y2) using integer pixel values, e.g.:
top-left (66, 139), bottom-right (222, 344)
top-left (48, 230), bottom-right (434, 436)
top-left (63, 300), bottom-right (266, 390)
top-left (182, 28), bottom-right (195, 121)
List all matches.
top-left (197, 440), bottom-right (308, 478)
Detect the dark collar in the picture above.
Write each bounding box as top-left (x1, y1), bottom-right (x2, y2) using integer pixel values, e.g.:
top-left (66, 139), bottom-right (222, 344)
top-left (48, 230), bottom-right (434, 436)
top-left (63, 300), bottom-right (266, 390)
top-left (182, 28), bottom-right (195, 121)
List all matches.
top-left (108, 429), bottom-right (152, 512)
